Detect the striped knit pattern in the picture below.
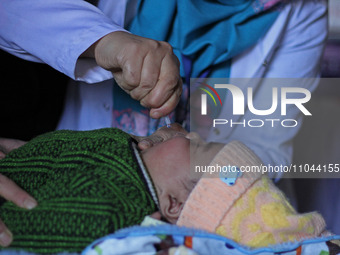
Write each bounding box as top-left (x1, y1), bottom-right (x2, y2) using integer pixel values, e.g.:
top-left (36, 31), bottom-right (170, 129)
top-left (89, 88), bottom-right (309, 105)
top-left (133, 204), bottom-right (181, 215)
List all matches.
top-left (0, 128), bottom-right (157, 254)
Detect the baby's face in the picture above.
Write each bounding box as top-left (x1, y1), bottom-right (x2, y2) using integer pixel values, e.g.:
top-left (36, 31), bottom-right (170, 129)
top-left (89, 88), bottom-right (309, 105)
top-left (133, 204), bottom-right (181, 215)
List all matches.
top-left (141, 131), bottom-right (223, 223)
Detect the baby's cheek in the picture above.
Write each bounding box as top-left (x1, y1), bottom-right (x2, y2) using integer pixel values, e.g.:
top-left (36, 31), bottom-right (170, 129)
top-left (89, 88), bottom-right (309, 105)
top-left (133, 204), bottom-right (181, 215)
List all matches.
top-left (180, 190), bottom-right (192, 205)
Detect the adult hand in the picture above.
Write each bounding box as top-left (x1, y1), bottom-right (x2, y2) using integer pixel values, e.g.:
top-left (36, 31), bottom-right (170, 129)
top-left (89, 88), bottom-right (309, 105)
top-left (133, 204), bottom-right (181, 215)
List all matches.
top-left (0, 138), bottom-right (37, 247)
top-left (135, 123), bottom-right (188, 150)
top-left (83, 31), bottom-right (182, 119)
top-left (0, 138), bottom-right (27, 159)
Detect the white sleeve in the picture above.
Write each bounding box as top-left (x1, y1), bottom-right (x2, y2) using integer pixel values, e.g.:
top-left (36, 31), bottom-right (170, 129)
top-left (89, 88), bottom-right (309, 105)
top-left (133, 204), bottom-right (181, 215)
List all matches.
top-left (209, 0), bottom-right (328, 171)
top-left (248, 0), bottom-right (328, 169)
top-left (0, 0), bottom-right (128, 83)
top-left (263, 0), bottom-right (328, 79)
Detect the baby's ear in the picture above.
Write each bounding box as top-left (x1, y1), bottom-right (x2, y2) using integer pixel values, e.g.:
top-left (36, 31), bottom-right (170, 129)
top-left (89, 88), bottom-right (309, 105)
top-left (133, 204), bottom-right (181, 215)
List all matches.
top-left (163, 195), bottom-right (184, 224)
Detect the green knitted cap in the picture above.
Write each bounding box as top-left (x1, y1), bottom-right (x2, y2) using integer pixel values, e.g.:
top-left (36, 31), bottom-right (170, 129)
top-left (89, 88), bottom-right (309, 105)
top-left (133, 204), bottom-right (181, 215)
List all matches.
top-left (0, 128), bottom-right (157, 254)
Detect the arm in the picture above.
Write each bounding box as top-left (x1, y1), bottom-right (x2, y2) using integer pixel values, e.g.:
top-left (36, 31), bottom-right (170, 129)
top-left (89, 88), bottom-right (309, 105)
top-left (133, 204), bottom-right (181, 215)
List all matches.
top-left (0, 0), bottom-right (125, 83)
top-left (1, 0), bottom-right (182, 117)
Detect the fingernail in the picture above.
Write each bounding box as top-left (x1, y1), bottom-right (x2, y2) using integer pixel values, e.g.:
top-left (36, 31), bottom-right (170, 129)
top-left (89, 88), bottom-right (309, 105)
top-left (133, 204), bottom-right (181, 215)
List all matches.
top-left (140, 141), bottom-right (151, 149)
top-left (0, 229), bottom-right (12, 247)
top-left (141, 140), bottom-right (151, 146)
top-left (24, 198), bottom-right (37, 210)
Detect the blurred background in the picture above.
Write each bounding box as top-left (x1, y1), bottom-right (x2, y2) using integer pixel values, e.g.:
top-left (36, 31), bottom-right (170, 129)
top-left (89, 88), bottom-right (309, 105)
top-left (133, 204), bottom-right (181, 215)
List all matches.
top-left (0, 50), bottom-right (68, 141)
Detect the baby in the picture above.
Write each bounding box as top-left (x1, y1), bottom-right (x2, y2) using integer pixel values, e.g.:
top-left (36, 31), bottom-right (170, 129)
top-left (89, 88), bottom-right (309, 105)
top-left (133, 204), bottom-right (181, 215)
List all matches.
top-left (143, 130), bottom-right (327, 247)
top-left (0, 127), bottom-right (328, 253)
top-left (0, 128), bottom-right (201, 254)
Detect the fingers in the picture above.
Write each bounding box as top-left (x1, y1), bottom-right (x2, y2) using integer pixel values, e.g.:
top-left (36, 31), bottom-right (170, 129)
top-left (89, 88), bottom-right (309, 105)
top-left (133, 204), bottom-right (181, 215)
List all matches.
top-left (0, 138), bottom-right (27, 155)
top-left (0, 174), bottom-right (37, 210)
top-left (129, 45), bottom-right (163, 102)
top-left (0, 220), bottom-right (12, 247)
top-left (0, 174), bottom-right (36, 247)
top-left (138, 136), bottom-right (163, 150)
top-left (138, 123), bottom-right (188, 150)
top-left (116, 48), bottom-right (182, 118)
top-left (126, 43), bottom-right (181, 114)
top-left (141, 51), bottom-right (182, 117)
top-left (94, 32), bottom-right (182, 117)
top-left (0, 138), bottom-right (35, 247)
top-left (149, 80), bottom-right (182, 118)
top-left (120, 44), bottom-right (144, 92)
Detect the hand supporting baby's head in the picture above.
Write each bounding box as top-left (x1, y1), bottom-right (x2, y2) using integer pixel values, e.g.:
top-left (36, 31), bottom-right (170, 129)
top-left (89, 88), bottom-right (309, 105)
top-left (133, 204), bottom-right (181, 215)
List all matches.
top-left (140, 131), bottom-right (223, 223)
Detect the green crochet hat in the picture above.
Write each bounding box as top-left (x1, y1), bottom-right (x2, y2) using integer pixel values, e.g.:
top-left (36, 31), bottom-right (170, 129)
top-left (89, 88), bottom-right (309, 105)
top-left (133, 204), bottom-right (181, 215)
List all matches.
top-left (0, 128), bottom-right (158, 254)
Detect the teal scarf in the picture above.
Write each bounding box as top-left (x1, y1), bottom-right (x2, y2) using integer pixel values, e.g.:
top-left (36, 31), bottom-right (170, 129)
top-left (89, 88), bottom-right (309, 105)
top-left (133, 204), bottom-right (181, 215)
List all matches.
top-left (113, 0), bottom-right (283, 136)
top-left (129, 0), bottom-right (282, 78)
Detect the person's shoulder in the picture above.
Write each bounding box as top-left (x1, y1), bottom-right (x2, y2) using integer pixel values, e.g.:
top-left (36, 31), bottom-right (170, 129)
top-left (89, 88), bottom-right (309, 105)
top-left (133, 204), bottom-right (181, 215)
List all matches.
top-left (283, 0), bottom-right (327, 24)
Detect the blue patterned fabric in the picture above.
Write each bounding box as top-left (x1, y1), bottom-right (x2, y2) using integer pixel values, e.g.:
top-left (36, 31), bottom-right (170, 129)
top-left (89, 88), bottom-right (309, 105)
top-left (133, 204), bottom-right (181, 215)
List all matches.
top-left (82, 225), bottom-right (340, 255)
